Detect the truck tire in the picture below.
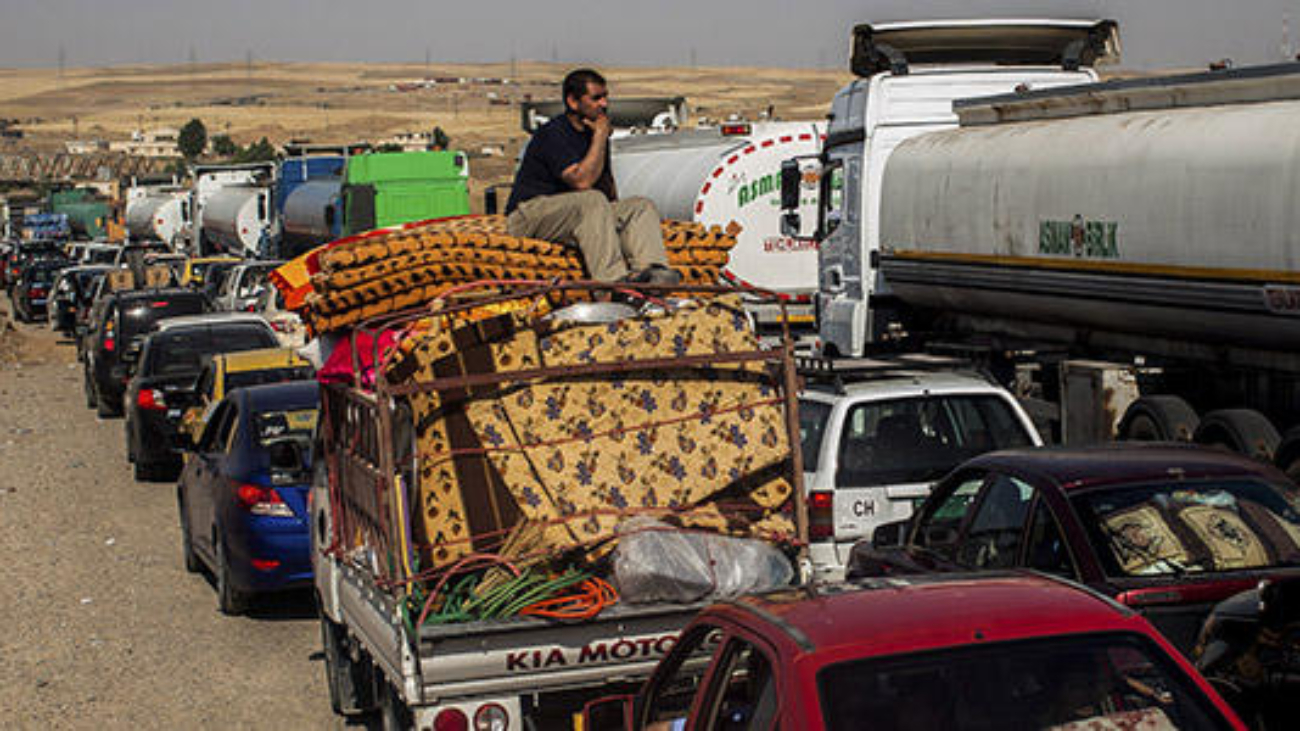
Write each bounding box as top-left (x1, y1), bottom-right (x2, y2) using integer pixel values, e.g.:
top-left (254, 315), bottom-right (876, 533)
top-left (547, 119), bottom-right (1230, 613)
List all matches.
top-left (1193, 409), bottom-right (1281, 462)
top-left (320, 614), bottom-right (374, 716)
top-left (1117, 396), bottom-right (1199, 442)
top-left (216, 537), bottom-right (250, 615)
top-left (1272, 428), bottom-right (1300, 483)
top-left (378, 680), bottom-right (413, 731)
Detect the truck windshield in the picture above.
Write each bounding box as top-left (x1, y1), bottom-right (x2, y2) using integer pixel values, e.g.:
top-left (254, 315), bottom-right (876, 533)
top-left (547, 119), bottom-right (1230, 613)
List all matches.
top-left (817, 632), bottom-right (1231, 731)
top-left (1071, 477), bottom-right (1300, 578)
top-left (835, 395), bottom-right (1033, 487)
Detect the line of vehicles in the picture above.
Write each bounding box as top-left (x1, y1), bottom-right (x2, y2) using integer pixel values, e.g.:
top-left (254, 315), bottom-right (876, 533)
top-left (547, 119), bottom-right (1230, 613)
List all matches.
top-left (7, 15), bottom-right (1300, 729)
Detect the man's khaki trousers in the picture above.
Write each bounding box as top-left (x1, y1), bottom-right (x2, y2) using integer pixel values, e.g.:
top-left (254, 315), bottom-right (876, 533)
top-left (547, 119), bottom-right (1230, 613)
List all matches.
top-left (506, 190), bottom-right (669, 281)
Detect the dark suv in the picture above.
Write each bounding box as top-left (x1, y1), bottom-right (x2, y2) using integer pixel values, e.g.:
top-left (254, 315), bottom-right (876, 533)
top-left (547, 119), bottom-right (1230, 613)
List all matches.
top-left (11, 259), bottom-right (68, 323)
top-left (125, 315), bottom-right (279, 480)
top-left (83, 288), bottom-right (208, 417)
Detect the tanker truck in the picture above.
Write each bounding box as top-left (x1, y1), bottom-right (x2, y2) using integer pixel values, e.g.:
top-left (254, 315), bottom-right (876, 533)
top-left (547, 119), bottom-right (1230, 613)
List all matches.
top-left (49, 188), bottom-right (111, 240)
top-left (279, 150), bottom-right (470, 257)
top-left (192, 162), bottom-right (277, 257)
top-left (124, 184), bottom-right (189, 247)
top-left (788, 56), bottom-right (1300, 476)
top-left (612, 121), bottom-right (825, 330)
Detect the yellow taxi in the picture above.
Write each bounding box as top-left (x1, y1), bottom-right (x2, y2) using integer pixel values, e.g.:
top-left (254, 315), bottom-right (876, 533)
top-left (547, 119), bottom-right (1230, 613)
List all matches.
top-left (181, 255), bottom-right (240, 288)
top-left (181, 347), bottom-right (314, 444)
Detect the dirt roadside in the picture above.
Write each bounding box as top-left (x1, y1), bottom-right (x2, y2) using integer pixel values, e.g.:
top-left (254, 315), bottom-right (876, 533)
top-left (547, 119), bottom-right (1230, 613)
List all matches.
top-left (0, 304), bottom-right (345, 728)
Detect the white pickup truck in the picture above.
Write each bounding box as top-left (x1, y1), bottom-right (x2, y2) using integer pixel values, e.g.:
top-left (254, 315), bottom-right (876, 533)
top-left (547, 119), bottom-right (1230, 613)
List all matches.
top-left (797, 357), bottom-right (1043, 580)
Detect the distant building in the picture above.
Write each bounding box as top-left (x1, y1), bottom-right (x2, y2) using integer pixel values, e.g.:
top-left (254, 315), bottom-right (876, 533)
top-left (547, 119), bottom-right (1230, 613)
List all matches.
top-left (109, 127), bottom-right (182, 158)
top-left (65, 140), bottom-right (108, 154)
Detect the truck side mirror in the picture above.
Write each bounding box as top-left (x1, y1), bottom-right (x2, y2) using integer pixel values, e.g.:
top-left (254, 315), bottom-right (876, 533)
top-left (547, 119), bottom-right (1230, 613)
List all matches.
top-left (583, 695), bottom-right (634, 731)
top-left (780, 159), bottom-right (801, 212)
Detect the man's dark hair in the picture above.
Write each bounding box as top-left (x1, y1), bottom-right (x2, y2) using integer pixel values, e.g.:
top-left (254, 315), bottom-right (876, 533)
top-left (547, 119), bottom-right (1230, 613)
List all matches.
top-left (562, 68), bottom-right (606, 112)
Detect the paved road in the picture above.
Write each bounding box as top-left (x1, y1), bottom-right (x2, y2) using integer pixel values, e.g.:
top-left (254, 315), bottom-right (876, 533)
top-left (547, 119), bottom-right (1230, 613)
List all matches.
top-left (0, 313), bottom-right (347, 728)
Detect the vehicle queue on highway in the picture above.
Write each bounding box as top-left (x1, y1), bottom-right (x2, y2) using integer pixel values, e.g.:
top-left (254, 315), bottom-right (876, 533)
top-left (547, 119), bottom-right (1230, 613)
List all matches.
top-left (4, 231), bottom-right (1289, 730)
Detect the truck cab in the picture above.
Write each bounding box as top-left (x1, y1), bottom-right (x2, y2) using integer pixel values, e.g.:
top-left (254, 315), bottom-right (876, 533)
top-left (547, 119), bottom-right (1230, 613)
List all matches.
top-left (785, 19), bottom-right (1117, 357)
top-left (798, 359), bottom-right (1042, 580)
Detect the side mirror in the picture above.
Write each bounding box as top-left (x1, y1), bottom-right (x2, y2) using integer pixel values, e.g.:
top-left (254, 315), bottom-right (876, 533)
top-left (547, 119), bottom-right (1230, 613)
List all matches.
top-left (781, 211), bottom-right (802, 238)
top-left (780, 159), bottom-right (801, 212)
top-left (582, 695), bottom-right (635, 731)
top-left (872, 519), bottom-right (910, 549)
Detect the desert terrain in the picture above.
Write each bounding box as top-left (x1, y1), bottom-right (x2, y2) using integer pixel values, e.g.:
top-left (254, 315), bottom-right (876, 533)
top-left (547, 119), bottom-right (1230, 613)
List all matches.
top-left (0, 60), bottom-right (852, 187)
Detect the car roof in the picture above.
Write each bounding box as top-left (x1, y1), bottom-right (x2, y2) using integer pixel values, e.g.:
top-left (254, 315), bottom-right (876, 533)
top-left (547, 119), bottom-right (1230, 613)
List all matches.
top-left (960, 442), bottom-right (1282, 491)
top-left (233, 380), bottom-right (319, 411)
top-left (731, 572), bottom-right (1138, 657)
top-left (216, 347), bottom-right (309, 372)
top-left (114, 287), bottom-right (197, 302)
top-left (153, 312), bottom-right (270, 331)
top-left (801, 371), bottom-right (1005, 403)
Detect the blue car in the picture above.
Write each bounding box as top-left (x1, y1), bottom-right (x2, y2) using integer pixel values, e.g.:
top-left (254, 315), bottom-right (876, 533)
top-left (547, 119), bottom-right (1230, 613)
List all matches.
top-left (177, 380), bottom-right (318, 614)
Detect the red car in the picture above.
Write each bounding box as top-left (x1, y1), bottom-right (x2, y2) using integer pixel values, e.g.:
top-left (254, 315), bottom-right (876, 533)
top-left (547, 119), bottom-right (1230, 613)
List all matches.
top-left (585, 572), bottom-right (1242, 730)
top-left (849, 444), bottom-right (1300, 655)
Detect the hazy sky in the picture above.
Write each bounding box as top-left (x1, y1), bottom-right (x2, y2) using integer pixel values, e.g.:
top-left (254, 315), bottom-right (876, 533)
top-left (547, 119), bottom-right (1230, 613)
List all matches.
top-left (2, 0), bottom-right (1299, 71)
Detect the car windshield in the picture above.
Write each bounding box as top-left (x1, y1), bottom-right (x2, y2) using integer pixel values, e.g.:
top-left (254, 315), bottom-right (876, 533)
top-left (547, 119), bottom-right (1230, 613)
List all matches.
top-left (818, 632), bottom-right (1231, 731)
top-left (237, 267), bottom-right (273, 298)
top-left (835, 395), bottom-right (1034, 487)
top-left (226, 366), bottom-right (314, 391)
top-left (799, 400), bottom-right (833, 473)
top-left (1072, 477), bottom-right (1300, 578)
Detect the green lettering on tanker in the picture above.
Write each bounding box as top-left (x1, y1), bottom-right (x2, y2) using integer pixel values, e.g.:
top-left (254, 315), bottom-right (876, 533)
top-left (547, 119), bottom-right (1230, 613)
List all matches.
top-left (1038, 217), bottom-right (1119, 259)
top-left (737, 172), bottom-right (780, 209)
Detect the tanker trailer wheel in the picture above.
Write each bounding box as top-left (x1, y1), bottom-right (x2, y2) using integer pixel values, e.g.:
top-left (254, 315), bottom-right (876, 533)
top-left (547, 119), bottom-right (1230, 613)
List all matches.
top-left (1193, 409), bottom-right (1281, 462)
top-left (1117, 396), bottom-right (1199, 442)
top-left (1272, 427), bottom-right (1300, 483)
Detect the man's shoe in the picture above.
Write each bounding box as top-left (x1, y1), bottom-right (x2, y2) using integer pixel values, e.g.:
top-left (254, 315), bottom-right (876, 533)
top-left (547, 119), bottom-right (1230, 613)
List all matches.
top-left (631, 264), bottom-right (681, 286)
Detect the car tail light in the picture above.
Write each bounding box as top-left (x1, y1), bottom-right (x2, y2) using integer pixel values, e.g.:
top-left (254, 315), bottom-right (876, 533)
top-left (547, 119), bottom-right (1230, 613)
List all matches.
top-left (721, 122), bottom-right (752, 136)
top-left (270, 319), bottom-right (288, 333)
top-left (137, 388), bottom-right (166, 410)
top-left (474, 703), bottom-right (508, 731)
top-left (103, 336), bottom-right (115, 352)
top-left (809, 490), bottom-right (834, 541)
top-left (434, 709), bottom-right (469, 731)
top-left (250, 558), bottom-right (281, 571)
top-left (245, 303), bottom-right (257, 313)
top-left (235, 483), bottom-right (294, 517)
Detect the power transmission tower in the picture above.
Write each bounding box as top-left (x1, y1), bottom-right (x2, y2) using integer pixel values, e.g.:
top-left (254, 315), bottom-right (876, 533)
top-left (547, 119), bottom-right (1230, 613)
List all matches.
top-left (246, 49), bottom-right (253, 81)
top-left (58, 44), bottom-right (66, 82)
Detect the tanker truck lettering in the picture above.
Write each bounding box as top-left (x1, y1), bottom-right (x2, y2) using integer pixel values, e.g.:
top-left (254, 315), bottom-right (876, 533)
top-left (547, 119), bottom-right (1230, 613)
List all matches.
top-left (1039, 217), bottom-right (1119, 259)
top-left (737, 172), bottom-right (780, 209)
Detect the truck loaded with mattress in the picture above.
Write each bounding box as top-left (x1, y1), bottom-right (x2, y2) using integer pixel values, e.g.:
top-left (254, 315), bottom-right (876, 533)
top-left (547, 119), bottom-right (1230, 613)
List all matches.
top-left (293, 214), bottom-right (807, 728)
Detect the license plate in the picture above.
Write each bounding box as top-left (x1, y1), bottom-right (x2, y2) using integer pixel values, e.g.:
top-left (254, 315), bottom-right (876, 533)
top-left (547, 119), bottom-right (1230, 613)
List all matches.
top-left (167, 409), bottom-right (182, 418)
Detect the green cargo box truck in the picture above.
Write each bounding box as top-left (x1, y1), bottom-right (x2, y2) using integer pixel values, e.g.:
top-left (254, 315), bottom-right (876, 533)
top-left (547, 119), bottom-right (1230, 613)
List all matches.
top-left (342, 150), bottom-right (469, 235)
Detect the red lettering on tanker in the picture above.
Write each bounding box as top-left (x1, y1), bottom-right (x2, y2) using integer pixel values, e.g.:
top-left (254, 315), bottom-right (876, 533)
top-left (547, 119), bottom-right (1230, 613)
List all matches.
top-left (1263, 286), bottom-right (1300, 316)
top-left (763, 236), bottom-right (819, 253)
top-left (505, 633), bottom-right (679, 672)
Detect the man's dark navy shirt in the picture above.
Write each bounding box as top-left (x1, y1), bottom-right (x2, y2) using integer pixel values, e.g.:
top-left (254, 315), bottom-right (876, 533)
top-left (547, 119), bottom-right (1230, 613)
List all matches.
top-left (506, 115), bottom-right (613, 214)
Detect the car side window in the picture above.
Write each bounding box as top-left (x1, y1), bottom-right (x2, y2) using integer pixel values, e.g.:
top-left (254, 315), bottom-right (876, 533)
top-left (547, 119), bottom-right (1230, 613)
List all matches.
top-left (915, 473), bottom-right (986, 560)
top-left (1024, 498), bottom-right (1079, 579)
top-left (643, 625), bottom-right (724, 728)
top-left (704, 639), bottom-right (778, 731)
top-left (198, 404), bottom-right (231, 453)
top-left (220, 406), bottom-right (240, 454)
top-left (958, 474), bottom-right (1036, 570)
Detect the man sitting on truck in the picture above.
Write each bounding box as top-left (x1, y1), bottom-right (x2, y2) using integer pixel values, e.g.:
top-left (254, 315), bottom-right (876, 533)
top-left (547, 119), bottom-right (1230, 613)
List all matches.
top-left (506, 68), bottom-right (680, 285)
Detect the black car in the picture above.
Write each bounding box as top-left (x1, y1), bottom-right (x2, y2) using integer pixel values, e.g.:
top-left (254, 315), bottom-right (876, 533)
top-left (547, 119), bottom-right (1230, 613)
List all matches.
top-left (48, 264), bottom-right (111, 334)
top-left (5, 241), bottom-right (64, 292)
top-left (83, 288), bottom-right (207, 417)
top-left (125, 315), bottom-right (279, 480)
top-left (11, 258), bottom-right (69, 323)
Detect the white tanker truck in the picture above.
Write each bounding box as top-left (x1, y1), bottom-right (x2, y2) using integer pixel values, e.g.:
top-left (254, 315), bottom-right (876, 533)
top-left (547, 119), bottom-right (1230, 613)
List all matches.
top-left (612, 121), bottom-right (824, 328)
top-left (786, 53), bottom-right (1300, 475)
top-left (191, 162), bottom-right (277, 257)
top-left (124, 186), bottom-right (189, 247)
